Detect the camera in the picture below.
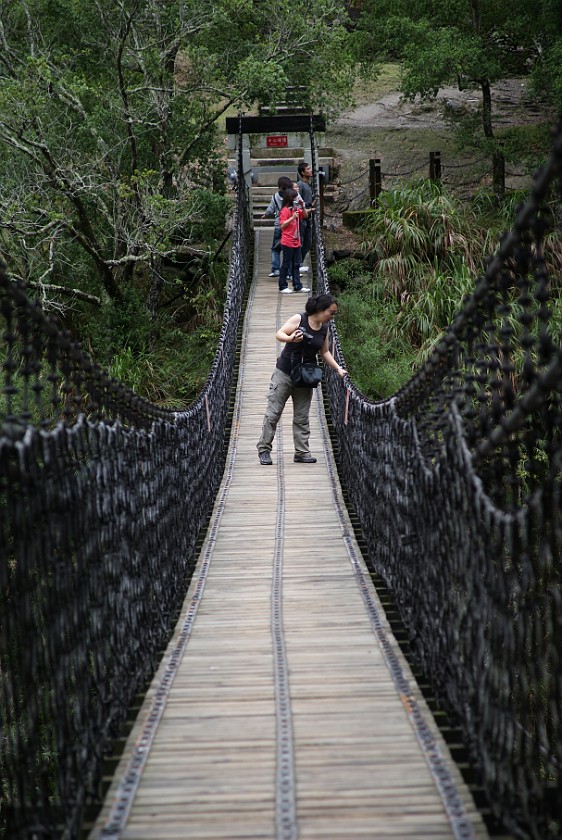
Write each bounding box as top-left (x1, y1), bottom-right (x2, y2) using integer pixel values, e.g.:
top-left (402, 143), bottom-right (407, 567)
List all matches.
top-left (298, 327), bottom-right (314, 341)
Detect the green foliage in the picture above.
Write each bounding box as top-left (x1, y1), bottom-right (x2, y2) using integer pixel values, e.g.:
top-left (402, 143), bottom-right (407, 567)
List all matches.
top-left (352, 0), bottom-right (561, 183)
top-left (0, 0), bottom-right (356, 410)
top-left (496, 125), bottom-right (555, 171)
top-left (107, 324), bottom-right (219, 408)
top-left (358, 178), bottom-right (483, 302)
top-left (83, 286), bottom-right (153, 367)
top-left (335, 287), bottom-right (418, 400)
top-left (530, 38), bottom-right (562, 115)
top-left (354, 0), bottom-right (551, 81)
top-left (0, 0), bottom-right (354, 303)
top-left (326, 258), bottom-right (369, 292)
top-left (78, 254), bottom-right (228, 407)
top-left (400, 28), bottom-right (501, 100)
top-left (394, 257), bottom-right (474, 348)
top-left (331, 179), bottom-right (562, 401)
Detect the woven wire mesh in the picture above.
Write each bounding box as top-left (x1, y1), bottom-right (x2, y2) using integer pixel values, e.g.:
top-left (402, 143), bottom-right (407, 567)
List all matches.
top-left (0, 128), bottom-right (253, 839)
top-left (313, 122), bottom-right (562, 840)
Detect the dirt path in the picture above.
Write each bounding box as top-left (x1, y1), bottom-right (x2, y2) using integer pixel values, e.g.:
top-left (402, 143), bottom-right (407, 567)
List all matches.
top-left (335, 78), bottom-right (545, 130)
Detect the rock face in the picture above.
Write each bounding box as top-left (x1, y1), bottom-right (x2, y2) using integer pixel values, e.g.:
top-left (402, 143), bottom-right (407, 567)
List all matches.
top-left (320, 76), bottom-right (555, 230)
top-left (336, 78), bottom-right (550, 130)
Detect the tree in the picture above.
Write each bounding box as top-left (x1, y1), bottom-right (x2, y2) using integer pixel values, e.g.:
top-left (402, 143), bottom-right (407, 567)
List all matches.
top-left (0, 0), bottom-right (353, 314)
top-left (353, 0), bottom-right (562, 197)
top-left (528, 1), bottom-right (562, 116)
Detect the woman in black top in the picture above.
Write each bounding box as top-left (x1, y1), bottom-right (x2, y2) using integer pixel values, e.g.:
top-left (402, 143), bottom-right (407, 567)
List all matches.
top-left (257, 294), bottom-right (346, 465)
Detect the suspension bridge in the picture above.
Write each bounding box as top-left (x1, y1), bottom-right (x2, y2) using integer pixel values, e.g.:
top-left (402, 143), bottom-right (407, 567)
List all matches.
top-left (1, 120), bottom-right (561, 840)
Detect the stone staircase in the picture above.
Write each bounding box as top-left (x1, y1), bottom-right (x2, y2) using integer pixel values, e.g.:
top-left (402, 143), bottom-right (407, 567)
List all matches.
top-left (228, 144), bottom-right (337, 229)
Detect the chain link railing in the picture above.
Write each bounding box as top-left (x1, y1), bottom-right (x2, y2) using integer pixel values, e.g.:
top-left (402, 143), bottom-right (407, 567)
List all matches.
top-left (313, 121), bottom-right (562, 840)
top-left (0, 125), bottom-right (253, 840)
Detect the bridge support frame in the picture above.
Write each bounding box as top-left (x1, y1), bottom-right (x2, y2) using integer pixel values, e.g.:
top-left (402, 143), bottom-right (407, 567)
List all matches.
top-left (226, 114), bottom-right (326, 217)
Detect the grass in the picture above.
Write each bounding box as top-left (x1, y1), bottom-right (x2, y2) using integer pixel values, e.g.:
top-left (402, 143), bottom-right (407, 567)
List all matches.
top-left (107, 324), bottom-right (220, 409)
top-left (330, 177), bottom-right (562, 401)
top-left (336, 288), bottom-right (418, 400)
top-left (351, 63), bottom-right (402, 105)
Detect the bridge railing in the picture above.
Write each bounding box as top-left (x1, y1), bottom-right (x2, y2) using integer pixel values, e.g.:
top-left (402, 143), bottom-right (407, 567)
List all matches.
top-left (0, 129), bottom-right (253, 839)
top-left (313, 124), bottom-right (562, 840)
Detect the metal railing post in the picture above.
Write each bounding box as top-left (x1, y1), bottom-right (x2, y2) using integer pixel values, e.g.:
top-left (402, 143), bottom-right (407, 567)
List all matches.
top-left (369, 158), bottom-right (382, 204)
top-left (429, 151), bottom-right (441, 182)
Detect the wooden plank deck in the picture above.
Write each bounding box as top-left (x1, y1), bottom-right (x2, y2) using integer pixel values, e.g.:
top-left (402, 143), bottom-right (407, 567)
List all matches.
top-left (90, 233), bottom-right (489, 840)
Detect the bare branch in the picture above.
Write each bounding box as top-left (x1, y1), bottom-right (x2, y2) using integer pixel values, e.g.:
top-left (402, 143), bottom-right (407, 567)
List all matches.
top-left (105, 244), bottom-right (207, 267)
top-left (116, 0), bottom-right (141, 175)
top-left (24, 281), bottom-right (102, 307)
top-left (0, 123), bottom-right (43, 163)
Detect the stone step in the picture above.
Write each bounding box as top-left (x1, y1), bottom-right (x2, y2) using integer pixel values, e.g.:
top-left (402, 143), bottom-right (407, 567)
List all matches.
top-left (252, 170), bottom-right (331, 187)
top-left (252, 183), bottom-right (337, 215)
top-left (229, 157), bottom-right (333, 168)
top-left (249, 157), bottom-right (305, 167)
top-left (253, 186), bottom-right (284, 195)
top-left (247, 147), bottom-right (305, 158)
top-left (228, 146), bottom-right (334, 159)
top-left (253, 181), bottom-right (337, 196)
top-left (258, 105), bottom-right (309, 116)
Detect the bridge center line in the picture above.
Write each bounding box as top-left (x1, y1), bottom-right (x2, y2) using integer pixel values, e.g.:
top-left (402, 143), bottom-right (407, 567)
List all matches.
top-left (272, 251), bottom-right (298, 840)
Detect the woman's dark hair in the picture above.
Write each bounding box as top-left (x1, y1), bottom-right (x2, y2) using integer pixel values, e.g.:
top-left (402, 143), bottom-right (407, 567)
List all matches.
top-left (305, 293), bottom-right (337, 315)
top-left (282, 188), bottom-right (297, 207)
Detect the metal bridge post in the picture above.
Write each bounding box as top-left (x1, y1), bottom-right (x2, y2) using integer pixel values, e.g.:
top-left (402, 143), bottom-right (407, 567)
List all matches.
top-left (318, 168), bottom-right (325, 225)
top-left (304, 135), bottom-right (314, 183)
top-left (241, 132), bottom-right (253, 218)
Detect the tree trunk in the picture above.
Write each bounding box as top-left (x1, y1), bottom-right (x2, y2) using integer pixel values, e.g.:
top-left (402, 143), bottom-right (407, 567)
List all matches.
top-left (147, 257), bottom-right (164, 320)
top-left (481, 79), bottom-right (505, 200)
top-left (492, 149), bottom-right (506, 201)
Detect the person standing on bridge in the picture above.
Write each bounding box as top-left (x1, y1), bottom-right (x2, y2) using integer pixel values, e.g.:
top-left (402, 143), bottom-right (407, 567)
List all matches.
top-left (257, 293), bottom-right (346, 465)
top-left (262, 175), bottom-right (293, 278)
top-left (278, 188), bottom-right (312, 294)
top-left (296, 162), bottom-right (315, 273)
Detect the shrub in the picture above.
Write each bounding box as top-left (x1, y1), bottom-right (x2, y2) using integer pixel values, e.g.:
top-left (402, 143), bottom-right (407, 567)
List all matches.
top-left (331, 179), bottom-right (562, 401)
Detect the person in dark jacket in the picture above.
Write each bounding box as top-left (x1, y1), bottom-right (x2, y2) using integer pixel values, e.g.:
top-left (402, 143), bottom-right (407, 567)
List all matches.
top-left (262, 175), bottom-right (293, 277)
top-left (296, 162), bottom-right (315, 272)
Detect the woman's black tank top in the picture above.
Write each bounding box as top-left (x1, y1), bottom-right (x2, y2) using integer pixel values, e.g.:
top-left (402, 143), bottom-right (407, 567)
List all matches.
top-left (276, 313), bottom-right (328, 375)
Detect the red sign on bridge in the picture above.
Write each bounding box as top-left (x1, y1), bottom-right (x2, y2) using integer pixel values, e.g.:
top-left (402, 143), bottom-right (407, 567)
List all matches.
top-left (266, 135), bottom-right (288, 148)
